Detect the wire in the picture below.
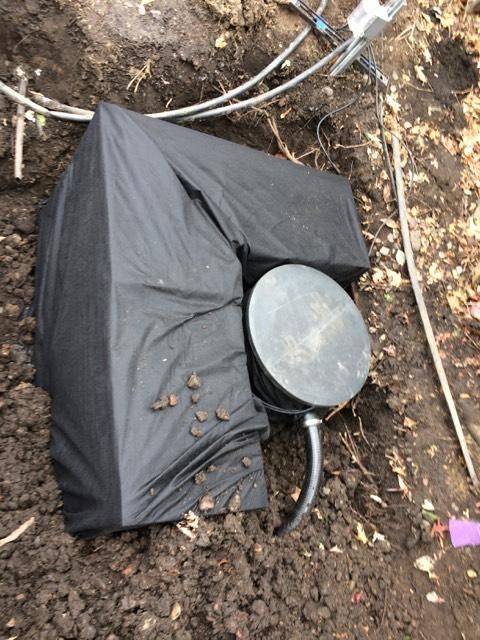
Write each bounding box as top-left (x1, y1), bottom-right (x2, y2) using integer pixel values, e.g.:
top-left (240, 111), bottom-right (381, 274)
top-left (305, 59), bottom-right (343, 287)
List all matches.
top-left (316, 98), bottom-right (357, 173)
top-left (179, 38), bottom-right (353, 122)
top-left (256, 396), bottom-right (314, 416)
top-left (0, 2), bottom-right (330, 123)
top-left (148, 1), bottom-right (329, 120)
top-left (315, 46), bottom-right (373, 173)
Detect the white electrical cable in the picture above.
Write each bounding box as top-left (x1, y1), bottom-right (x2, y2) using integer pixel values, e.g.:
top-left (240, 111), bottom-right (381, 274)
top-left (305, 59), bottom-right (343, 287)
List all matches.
top-left (0, 38), bottom-right (350, 124)
top-left (0, 1), bottom-right (329, 123)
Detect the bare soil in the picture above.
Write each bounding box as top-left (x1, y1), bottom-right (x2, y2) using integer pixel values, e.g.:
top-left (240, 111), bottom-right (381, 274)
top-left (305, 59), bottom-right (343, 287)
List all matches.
top-left (1, 1), bottom-right (479, 639)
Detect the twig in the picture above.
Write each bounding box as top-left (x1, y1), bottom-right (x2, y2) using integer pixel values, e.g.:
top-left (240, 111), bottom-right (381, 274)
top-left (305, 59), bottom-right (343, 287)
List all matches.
top-left (339, 428), bottom-right (375, 479)
top-left (0, 516), bottom-right (35, 548)
top-left (267, 116), bottom-right (302, 164)
top-left (356, 415), bottom-right (371, 448)
top-left (14, 76), bottom-right (27, 180)
top-left (392, 136), bottom-right (479, 488)
top-left (325, 399), bottom-right (350, 422)
top-left (30, 90), bottom-right (94, 116)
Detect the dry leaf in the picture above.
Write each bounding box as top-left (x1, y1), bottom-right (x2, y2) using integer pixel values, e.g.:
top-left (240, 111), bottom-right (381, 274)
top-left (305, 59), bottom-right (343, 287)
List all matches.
top-left (170, 602), bottom-right (182, 621)
top-left (403, 416), bottom-right (417, 429)
top-left (214, 34), bottom-right (227, 49)
top-left (415, 65), bottom-right (428, 85)
top-left (414, 555), bottom-right (437, 580)
top-left (385, 268), bottom-right (402, 288)
top-left (290, 486), bottom-right (301, 503)
top-left (356, 522), bottom-right (368, 545)
top-left (426, 591), bottom-right (444, 604)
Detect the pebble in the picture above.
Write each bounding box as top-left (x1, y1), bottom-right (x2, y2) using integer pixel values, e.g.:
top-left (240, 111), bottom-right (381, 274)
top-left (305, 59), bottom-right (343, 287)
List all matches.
top-left (151, 396), bottom-right (169, 411)
top-left (186, 372), bottom-right (201, 389)
top-left (215, 407), bottom-right (230, 421)
top-left (190, 426), bottom-right (203, 438)
top-left (195, 410), bottom-right (208, 422)
top-left (228, 493), bottom-right (241, 513)
top-left (241, 456), bottom-right (252, 468)
top-left (194, 471), bottom-right (207, 485)
top-left (199, 494), bottom-right (215, 511)
top-left (191, 393), bottom-right (200, 404)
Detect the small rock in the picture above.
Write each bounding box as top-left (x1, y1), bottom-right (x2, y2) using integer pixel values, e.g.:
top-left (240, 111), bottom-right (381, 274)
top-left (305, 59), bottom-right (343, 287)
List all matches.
top-left (191, 393), bottom-right (200, 404)
top-left (251, 600), bottom-right (267, 617)
top-left (228, 493), bottom-right (241, 513)
top-left (168, 394), bottom-right (177, 407)
top-left (241, 456), bottom-right (252, 468)
top-left (318, 606), bottom-right (332, 620)
top-left (195, 410), bottom-right (208, 423)
top-left (207, 465), bottom-right (217, 472)
top-left (194, 471), bottom-right (207, 485)
top-left (186, 372), bottom-right (201, 389)
top-left (199, 494), bottom-right (215, 511)
top-left (190, 425), bottom-right (203, 438)
top-left (215, 406), bottom-right (230, 421)
top-left (253, 543), bottom-right (263, 555)
top-left (151, 396), bottom-right (169, 411)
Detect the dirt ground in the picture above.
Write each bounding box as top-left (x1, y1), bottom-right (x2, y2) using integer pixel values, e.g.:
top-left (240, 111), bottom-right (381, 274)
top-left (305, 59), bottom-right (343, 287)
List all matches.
top-left (1, 0), bottom-right (479, 638)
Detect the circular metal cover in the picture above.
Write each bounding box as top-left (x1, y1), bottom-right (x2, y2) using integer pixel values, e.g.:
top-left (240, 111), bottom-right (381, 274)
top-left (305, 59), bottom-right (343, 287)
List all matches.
top-left (247, 264), bottom-right (371, 407)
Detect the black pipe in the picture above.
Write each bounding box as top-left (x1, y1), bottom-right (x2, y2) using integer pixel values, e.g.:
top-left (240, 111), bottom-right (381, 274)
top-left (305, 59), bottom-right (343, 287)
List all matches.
top-left (275, 413), bottom-right (323, 536)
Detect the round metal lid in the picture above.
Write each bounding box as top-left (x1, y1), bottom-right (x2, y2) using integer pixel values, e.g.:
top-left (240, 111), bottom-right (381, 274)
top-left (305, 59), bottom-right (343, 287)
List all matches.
top-left (247, 264), bottom-right (371, 407)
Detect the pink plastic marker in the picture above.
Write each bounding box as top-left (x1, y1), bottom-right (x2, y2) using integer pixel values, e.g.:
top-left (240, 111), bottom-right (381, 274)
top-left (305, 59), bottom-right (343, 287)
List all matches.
top-left (449, 518), bottom-right (480, 548)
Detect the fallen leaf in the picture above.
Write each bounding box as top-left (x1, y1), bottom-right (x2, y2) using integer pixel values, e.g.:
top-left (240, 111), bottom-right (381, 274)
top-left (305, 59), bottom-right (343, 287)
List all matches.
top-left (176, 511), bottom-right (199, 540)
top-left (470, 302), bottom-right (480, 322)
top-left (395, 249), bottom-right (406, 266)
top-left (415, 65), bottom-right (428, 84)
top-left (214, 34), bottom-right (227, 49)
top-left (372, 531), bottom-right (386, 544)
top-left (422, 499), bottom-right (435, 512)
top-left (290, 486), bottom-right (301, 503)
top-left (356, 522), bottom-right (368, 545)
top-left (414, 555), bottom-right (437, 580)
top-left (385, 267), bottom-right (402, 288)
top-left (426, 591), bottom-right (444, 604)
top-left (170, 602), bottom-right (182, 621)
top-left (431, 521), bottom-right (448, 539)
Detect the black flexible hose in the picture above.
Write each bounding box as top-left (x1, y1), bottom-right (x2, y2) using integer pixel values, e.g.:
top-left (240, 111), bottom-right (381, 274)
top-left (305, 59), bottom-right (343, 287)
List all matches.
top-left (275, 413), bottom-right (323, 535)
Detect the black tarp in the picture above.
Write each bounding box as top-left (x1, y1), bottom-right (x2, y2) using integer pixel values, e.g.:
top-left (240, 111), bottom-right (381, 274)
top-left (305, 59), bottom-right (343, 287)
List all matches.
top-left (34, 102), bottom-right (369, 536)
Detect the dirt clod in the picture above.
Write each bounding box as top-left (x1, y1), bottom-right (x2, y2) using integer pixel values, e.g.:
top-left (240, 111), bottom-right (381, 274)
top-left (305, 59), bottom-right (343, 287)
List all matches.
top-left (186, 372), bottom-right (201, 390)
top-left (194, 471), bottom-right (207, 485)
top-left (191, 392), bottom-right (200, 404)
top-left (199, 494), bottom-right (215, 512)
top-left (195, 410), bottom-right (208, 423)
top-left (151, 396), bottom-right (169, 411)
top-left (228, 493), bottom-right (241, 513)
top-left (215, 406), bottom-right (230, 421)
top-left (168, 393), bottom-right (177, 407)
top-left (190, 426), bottom-right (203, 438)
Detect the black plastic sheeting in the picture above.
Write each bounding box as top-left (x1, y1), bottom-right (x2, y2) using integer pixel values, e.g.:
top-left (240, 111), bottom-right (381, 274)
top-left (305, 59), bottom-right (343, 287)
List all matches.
top-left (34, 103), bottom-right (369, 536)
